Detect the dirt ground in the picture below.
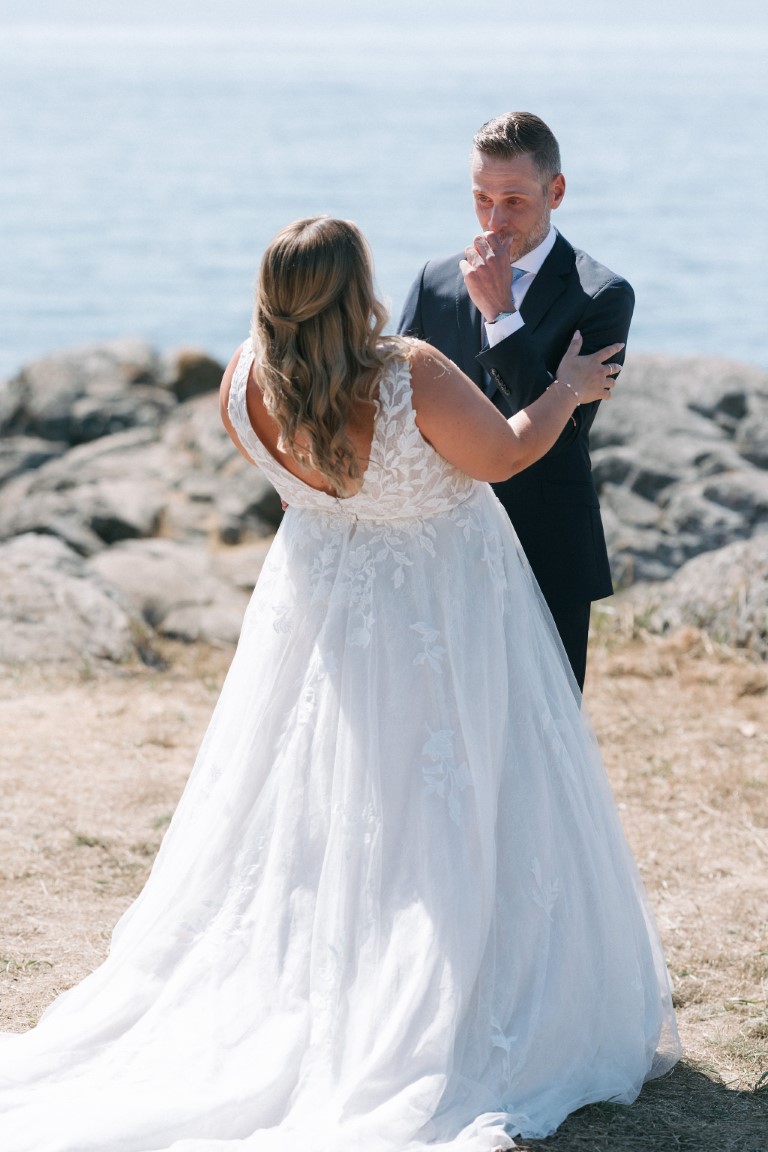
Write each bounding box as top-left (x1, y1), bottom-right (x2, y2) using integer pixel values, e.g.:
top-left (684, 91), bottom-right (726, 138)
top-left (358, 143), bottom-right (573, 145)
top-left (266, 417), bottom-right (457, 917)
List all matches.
top-left (0, 613), bottom-right (766, 1151)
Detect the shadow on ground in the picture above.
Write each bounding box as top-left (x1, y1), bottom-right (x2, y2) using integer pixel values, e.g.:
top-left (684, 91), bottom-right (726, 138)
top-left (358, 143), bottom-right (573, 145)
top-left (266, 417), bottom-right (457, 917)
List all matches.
top-left (517, 1062), bottom-right (768, 1152)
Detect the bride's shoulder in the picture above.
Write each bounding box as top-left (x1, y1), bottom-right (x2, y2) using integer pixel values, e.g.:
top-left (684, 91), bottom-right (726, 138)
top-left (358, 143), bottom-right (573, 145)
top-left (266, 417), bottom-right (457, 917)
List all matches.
top-left (406, 340), bottom-right (462, 390)
top-left (374, 335), bottom-right (442, 376)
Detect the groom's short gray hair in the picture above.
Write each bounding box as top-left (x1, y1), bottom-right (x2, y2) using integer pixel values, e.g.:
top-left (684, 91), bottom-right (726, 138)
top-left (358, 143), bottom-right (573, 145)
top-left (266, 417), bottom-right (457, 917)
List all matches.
top-left (473, 113), bottom-right (561, 181)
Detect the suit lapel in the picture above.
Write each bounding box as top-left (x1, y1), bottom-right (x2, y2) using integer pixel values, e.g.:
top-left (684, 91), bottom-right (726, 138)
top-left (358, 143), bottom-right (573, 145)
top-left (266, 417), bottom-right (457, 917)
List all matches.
top-left (519, 232), bottom-right (575, 332)
top-left (513, 228), bottom-right (573, 329)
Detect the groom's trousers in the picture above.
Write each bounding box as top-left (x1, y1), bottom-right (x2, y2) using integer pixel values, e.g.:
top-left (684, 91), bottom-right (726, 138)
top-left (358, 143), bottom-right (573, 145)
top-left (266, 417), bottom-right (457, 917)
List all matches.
top-left (546, 600), bottom-right (591, 692)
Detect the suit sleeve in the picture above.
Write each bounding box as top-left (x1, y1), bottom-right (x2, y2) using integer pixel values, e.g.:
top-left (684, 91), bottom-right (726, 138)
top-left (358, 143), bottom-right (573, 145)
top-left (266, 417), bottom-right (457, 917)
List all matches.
top-left (567, 278), bottom-right (635, 444)
top-left (397, 266), bottom-right (427, 338)
top-left (477, 276), bottom-right (635, 452)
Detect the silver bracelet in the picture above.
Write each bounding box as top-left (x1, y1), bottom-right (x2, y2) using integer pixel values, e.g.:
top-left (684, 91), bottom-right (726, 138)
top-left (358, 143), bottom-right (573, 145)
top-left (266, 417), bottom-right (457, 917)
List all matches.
top-left (550, 377), bottom-right (580, 405)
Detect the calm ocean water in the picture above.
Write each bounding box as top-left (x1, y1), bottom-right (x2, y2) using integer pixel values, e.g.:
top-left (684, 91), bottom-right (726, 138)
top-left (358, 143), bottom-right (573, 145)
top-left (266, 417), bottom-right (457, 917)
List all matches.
top-left (1, 0), bottom-right (766, 378)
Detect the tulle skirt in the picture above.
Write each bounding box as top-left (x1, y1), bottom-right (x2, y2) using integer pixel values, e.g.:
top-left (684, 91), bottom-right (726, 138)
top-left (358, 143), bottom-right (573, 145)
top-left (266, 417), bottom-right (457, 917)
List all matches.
top-left (0, 486), bottom-right (679, 1151)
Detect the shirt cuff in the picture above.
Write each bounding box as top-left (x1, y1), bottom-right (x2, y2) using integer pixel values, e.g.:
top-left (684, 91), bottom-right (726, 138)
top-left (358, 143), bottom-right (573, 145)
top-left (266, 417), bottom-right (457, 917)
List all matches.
top-left (484, 311), bottom-right (525, 347)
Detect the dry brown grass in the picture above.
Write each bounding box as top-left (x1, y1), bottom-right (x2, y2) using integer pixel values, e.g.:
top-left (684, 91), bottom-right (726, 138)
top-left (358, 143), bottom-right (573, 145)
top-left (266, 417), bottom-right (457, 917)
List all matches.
top-left (0, 619), bottom-right (766, 1150)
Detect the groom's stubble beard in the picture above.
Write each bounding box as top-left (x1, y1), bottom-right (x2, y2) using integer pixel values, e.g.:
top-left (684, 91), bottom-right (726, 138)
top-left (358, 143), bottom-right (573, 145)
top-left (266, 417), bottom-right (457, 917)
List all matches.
top-left (499, 210), bottom-right (552, 263)
top-left (496, 178), bottom-right (557, 263)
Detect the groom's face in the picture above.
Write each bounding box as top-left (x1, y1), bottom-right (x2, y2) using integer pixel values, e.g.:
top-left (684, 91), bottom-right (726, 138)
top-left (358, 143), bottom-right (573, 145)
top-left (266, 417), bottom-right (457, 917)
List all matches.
top-left (471, 150), bottom-right (565, 263)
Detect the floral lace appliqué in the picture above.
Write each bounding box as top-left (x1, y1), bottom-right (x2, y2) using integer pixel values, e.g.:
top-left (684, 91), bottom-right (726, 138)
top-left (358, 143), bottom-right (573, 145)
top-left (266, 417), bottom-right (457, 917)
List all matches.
top-left (411, 623), bottom-right (447, 672)
top-left (529, 856), bottom-right (560, 921)
top-left (422, 727), bottom-right (472, 825)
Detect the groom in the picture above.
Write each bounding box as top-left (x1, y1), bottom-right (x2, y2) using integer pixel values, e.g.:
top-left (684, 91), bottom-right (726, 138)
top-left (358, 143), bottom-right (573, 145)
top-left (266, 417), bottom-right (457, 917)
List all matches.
top-left (398, 112), bottom-right (634, 690)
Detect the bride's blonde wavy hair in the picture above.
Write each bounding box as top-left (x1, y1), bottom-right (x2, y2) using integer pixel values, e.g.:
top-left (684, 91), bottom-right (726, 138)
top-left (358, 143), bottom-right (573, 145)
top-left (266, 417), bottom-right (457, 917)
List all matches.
top-left (252, 216), bottom-right (407, 496)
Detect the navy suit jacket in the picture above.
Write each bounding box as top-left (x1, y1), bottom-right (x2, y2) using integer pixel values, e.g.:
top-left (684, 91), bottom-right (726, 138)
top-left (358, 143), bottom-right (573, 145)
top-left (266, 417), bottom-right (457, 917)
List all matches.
top-left (397, 231), bottom-right (634, 609)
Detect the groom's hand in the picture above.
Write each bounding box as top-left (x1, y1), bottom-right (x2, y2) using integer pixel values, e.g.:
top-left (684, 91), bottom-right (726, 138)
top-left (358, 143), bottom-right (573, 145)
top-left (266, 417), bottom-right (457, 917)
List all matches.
top-left (459, 231), bottom-right (514, 324)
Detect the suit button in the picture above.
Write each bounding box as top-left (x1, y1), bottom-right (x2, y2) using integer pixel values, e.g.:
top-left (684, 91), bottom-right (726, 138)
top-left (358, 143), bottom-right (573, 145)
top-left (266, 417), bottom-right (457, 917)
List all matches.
top-left (490, 368), bottom-right (510, 397)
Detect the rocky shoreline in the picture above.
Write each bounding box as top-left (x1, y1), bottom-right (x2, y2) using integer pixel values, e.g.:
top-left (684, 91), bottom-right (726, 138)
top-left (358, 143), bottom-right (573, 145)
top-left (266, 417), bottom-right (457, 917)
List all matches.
top-left (1, 340), bottom-right (766, 666)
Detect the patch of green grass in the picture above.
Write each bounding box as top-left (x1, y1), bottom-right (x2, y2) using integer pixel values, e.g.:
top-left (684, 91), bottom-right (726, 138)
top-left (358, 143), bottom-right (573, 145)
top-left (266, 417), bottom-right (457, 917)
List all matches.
top-left (0, 956), bottom-right (53, 975)
top-left (72, 833), bottom-right (110, 850)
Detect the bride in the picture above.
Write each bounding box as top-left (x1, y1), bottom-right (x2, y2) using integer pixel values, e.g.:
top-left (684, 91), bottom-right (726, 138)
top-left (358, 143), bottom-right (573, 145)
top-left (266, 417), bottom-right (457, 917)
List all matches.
top-left (0, 216), bottom-right (679, 1151)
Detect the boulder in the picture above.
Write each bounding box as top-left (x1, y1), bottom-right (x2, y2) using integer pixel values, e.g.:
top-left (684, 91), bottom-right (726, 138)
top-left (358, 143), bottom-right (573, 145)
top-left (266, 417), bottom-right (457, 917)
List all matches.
top-left (211, 539), bottom-right (274, 591)
top-left (161, 394), bottom-right (284, 538)
top-left (214, 467), bottom-right (284, 544)
top-left (87, 538), bottom-right (270, 646)
top-left (160, 348), bottom-right (225, 402)
top-left (0, 339), bottom-right (172, 445)
top-left (594, 354), bottom-right (768, 450)
top-left (0, 472), bottom-right (166, 554)
top-left (161, 391), bottom-right (236, 473)
top-left (0, 436), bottom-right (68, 486)
top-left (627, 535), bottom-right (768, 659)
top-left (0, 394), bottom-right (283, 554)
top-left (0, 534), bottom-right (144, 666)
top-left (593, 354), bottom-right (768, 584)
top-left (734, 396), bottom-right (768, 469)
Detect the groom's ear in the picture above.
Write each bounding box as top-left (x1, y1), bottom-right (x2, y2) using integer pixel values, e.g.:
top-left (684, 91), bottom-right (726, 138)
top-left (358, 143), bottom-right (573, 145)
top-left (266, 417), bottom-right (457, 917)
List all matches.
top-left (549, 174), bottom-right (566, 210)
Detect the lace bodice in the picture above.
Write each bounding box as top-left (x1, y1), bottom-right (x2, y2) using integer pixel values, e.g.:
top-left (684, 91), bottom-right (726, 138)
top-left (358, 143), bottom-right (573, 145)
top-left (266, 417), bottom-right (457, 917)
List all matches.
top-left (227, 339), bottom-right (478, 521)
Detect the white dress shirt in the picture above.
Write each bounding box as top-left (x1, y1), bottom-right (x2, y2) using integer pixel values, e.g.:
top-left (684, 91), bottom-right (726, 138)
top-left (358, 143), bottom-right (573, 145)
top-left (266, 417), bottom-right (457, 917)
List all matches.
top-left (484, 225), bottom-right (557, 348)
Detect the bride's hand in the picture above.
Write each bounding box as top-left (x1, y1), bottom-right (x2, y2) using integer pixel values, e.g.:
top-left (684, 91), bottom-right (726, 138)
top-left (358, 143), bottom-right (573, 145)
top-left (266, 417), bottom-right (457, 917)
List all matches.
top-left (556, 331), bottom-right (625, 405)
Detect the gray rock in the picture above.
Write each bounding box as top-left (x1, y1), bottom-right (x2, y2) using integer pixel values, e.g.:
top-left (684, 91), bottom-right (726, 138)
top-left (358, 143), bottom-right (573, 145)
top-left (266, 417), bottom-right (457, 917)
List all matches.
top-left (89, 479), bottom-right (166, 544)
top-left (29, 426), bottom-right (165, 485)
top-left (701, 471), bottom-right (768, 526)
top-left (0, 390), bottom-right (282, 555)
top-left (87, 538), bottom-right (255, 646)
top-left (591, 447), bottom-right (678, 501)
top-left (0, 534), bottom-right (144, 666)
top-left (160, 348), bottom-right (225, 402)
top-left (0, 436), bottom-right (68, 487)
top-left (160, 603), bottom-right (245, 646)
top-left (593, 355), bottom-right (768, 455)
top-left (0, 339), bottom-right (172, 445)
top-left (88, 539), bottom-right (210, 628)
top-left (590, 448), bottom-right (635, 489)
top-left (162, 394), bottom-right (284, 537)
top-left (0, 474), bottom-right (166, 553)
top-left (591, 354), bottom-right (768, 586)
top-left (600, 484), bottom-right (660, 531)
top-left (0, 428), bottom-right (170, 551)
top-left (214, 468), bottom-right (284, 544)
top-left (592, 356), bottom-right (737, 450)
top-left (736, 396), bottom-right (768, 467)
top-left (162, 392), bottom-right (236, 473)
top-left (211, 540), bottom-right (273, 590)
top-left (627, 535), bottom-right (768, 658)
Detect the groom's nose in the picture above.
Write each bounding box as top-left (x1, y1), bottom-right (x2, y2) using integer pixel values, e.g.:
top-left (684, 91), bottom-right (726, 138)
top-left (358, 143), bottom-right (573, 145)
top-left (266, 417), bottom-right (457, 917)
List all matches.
top-left (487, 204), bottom-right (506, 232)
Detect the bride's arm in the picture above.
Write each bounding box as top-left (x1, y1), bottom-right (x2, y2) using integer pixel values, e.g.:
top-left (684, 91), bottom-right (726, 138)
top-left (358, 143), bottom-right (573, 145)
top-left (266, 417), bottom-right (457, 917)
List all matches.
top-left (408, 334), bottom-right (623, 482)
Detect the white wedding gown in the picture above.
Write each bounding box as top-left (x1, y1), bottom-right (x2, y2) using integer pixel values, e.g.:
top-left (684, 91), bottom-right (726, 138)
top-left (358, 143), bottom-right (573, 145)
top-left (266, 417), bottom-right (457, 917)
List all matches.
top-left (0, 345), bottom-right (679, 1151)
